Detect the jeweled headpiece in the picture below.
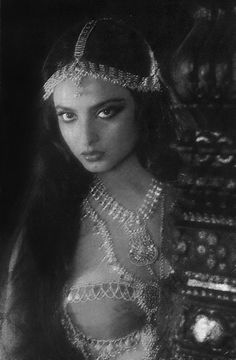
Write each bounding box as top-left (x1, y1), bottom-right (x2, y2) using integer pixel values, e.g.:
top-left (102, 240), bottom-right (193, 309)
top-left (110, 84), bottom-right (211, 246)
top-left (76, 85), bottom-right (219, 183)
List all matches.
top-left (43, 19), bottom-right (161, 100)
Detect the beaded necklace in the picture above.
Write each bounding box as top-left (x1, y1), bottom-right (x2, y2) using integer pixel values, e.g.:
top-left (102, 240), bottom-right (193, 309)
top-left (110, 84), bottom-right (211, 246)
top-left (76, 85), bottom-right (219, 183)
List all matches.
top-left (89, 177), bottom-right (163, 275)
top-left (81, 198), bottom-right (164, 319)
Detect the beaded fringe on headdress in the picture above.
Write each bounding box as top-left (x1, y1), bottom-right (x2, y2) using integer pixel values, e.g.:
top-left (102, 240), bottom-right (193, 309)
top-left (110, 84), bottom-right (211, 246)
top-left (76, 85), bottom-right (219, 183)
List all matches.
top-left (43, 19), bottom-right (161, 100)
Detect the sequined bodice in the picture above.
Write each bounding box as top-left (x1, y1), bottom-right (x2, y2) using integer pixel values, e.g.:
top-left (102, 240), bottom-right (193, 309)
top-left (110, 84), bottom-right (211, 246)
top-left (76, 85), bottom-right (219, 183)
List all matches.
top-left (62, 262), bottom-right (172, 360)
top-left (62, 277), bottom-right (166, 360)
top-left (63, 280), bottom-right (163, 359)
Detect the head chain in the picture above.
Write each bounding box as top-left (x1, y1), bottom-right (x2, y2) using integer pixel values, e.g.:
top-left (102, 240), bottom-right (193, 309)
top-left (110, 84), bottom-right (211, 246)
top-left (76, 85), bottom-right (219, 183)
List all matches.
top-left (43, 19), bottom-right (161, 100)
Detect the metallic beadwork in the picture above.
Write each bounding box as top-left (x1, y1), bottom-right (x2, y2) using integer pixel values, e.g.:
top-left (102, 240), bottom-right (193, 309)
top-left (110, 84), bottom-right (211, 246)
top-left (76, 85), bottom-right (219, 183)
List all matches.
top-left (74, 20), bottom-right (97, 60)
top-left (65, 282), bottom-right (138, 303)
top-left (43, 57), bottom-right (161, 100)
top-left (89, 177), bottom-right (162, 270)
top-left (60, 189), bottom-right (168, 360)
top-left (43, 18), bottom-right (161, 100)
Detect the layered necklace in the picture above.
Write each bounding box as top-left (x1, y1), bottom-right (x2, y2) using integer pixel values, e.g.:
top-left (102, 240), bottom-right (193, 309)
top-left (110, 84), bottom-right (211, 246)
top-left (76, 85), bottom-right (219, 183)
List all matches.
top-left (89, 176), bottom-right (163, 275)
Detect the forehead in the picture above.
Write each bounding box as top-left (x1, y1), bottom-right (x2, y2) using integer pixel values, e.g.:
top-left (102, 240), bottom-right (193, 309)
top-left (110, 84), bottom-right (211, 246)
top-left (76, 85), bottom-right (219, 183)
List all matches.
top-left (53, 76), bottom-right (132, 107)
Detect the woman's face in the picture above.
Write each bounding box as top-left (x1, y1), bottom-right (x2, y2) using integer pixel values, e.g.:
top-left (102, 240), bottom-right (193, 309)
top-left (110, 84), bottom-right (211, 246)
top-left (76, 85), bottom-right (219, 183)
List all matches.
top-left (53, 77), bottom-right (138, 173)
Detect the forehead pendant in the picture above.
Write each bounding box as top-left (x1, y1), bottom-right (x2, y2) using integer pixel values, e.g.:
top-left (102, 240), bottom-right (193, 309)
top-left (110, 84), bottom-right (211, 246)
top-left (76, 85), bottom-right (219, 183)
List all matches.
top-left (73, 85), bottom-right (84, 98)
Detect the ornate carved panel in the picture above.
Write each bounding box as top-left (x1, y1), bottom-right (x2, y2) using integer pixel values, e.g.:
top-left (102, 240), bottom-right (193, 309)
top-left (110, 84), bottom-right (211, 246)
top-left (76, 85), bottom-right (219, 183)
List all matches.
top-left (168, 2), bottom-right (236, 358)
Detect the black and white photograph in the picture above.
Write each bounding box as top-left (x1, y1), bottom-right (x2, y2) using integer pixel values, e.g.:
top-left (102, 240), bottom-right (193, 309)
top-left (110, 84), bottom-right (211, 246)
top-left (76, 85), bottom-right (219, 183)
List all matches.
top-left (1, 0), bottom-right (236, 359)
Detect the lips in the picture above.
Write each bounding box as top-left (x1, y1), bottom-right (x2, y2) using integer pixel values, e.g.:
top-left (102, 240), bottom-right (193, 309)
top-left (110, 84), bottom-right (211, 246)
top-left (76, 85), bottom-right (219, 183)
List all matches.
top-left (81, 150), bottom-right (105, 162)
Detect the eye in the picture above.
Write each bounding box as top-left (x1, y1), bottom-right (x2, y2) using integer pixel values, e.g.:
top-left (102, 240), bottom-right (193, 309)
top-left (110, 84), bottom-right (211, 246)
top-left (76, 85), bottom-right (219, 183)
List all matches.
top-left (57, 112), bottom-right (77, 122)
top-left (97, 106), bottom-right (122, 119)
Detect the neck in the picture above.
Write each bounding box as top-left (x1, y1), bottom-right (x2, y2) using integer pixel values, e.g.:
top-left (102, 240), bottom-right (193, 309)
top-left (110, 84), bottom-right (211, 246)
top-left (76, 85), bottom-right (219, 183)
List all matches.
top-left (96, 153), bottom-right (153, 202)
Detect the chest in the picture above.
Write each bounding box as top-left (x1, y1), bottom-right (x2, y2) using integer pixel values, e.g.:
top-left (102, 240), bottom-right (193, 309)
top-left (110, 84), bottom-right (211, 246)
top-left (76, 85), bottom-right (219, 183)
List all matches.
top-left (61, 191), bottom-right (175, 358)
top-left (71, 208), bottom-right (166, 283)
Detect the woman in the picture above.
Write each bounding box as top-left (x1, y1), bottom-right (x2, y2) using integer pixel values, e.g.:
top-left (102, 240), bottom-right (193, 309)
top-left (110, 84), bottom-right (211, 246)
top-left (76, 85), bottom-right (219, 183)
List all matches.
top-left (1, 18), bottom-right (183, 360)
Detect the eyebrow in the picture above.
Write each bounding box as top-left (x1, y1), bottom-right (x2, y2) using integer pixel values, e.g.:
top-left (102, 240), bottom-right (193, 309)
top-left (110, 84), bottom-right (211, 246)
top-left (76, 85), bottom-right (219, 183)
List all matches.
top-left (55, 97), bottom-right (126, 112)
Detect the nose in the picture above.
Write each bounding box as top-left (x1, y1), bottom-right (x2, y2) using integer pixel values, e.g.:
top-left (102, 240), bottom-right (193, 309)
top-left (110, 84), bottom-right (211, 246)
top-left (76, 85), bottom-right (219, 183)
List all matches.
top-left (79, 118), bottom-right (99, 148)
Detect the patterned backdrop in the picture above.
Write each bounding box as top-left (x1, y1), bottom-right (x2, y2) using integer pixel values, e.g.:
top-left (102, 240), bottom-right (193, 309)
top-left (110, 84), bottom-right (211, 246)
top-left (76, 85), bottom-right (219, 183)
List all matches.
top-left (167, 2), bottom-right (236, 359)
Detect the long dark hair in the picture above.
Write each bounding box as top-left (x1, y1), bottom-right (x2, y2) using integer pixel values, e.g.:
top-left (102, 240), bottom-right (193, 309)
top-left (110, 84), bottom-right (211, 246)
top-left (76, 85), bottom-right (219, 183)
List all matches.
top-left (6, 18), bottom-right (181, 360)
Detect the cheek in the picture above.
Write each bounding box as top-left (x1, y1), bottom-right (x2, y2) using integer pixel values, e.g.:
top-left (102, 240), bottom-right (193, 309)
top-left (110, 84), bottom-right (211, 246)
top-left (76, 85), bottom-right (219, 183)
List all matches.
top-left (59, 124), bottom-right (80, 152)
top-left (110, 118), bottom-right (138, 152)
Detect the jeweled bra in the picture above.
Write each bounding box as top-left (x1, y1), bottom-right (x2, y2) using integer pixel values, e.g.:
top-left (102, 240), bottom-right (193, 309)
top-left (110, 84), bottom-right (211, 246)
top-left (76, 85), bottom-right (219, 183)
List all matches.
top-left (61, 186), bottom-right (173, 360)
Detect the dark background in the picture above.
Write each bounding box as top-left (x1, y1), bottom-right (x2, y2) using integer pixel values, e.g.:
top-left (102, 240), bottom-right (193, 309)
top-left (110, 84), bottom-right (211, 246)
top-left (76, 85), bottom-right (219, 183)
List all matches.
top-left (1, 0), bottom-right (191, 237)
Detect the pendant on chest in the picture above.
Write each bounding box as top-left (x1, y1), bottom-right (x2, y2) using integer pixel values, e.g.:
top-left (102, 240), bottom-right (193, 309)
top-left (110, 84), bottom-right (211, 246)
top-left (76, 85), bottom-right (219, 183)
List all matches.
top-left (125, 219), bottom-right (159, 267)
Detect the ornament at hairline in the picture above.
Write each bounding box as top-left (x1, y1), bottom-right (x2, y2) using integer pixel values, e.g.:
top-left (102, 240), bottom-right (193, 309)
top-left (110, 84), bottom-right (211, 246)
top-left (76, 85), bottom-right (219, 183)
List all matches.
top-left (43, 19), bottom-right (161, 100)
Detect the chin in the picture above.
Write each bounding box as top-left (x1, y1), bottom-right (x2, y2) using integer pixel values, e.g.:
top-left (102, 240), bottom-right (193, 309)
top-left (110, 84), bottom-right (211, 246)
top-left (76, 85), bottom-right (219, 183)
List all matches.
top-left (81, 160), bottom-right (113, 174)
